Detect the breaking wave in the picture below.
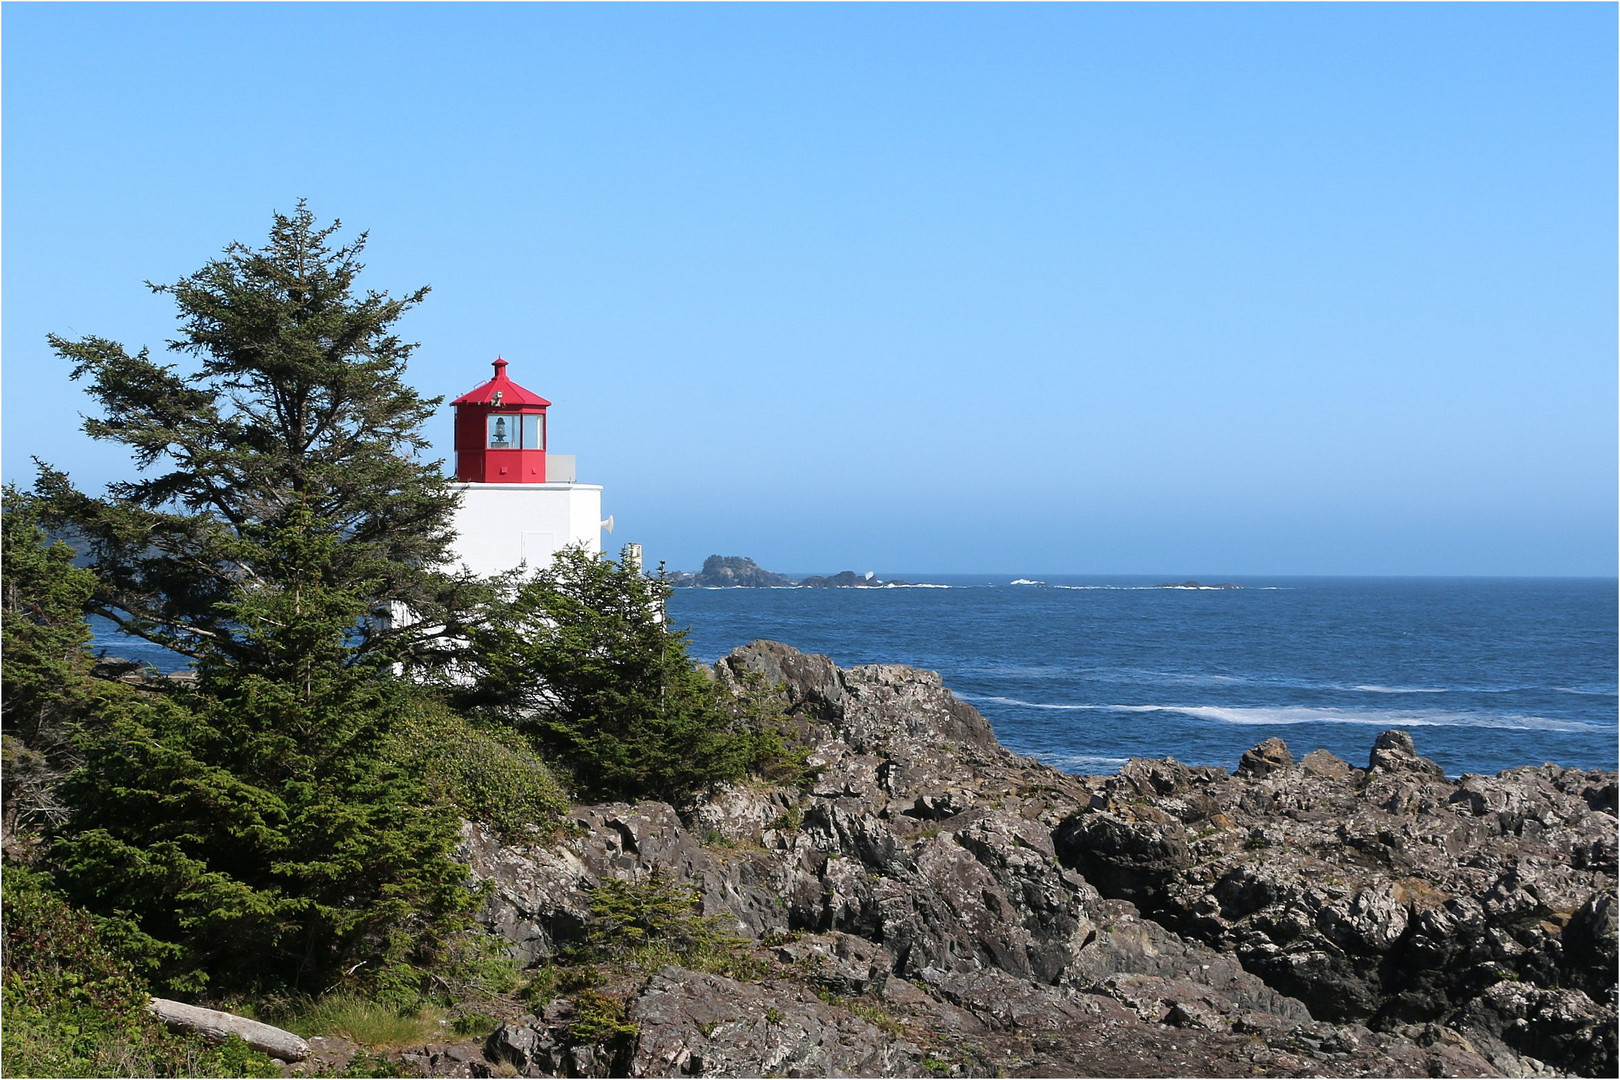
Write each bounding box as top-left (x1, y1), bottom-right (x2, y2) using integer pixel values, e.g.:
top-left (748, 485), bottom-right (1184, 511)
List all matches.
top-left (957, 695), bottom-right (1595, 734)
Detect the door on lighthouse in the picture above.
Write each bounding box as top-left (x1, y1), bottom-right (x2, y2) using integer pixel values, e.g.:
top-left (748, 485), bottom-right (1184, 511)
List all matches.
top-left (520, 532), bottom-right (557, 569)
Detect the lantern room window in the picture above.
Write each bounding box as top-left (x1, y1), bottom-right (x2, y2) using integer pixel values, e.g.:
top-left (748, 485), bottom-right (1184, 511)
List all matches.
top-left (486, 412), bottom-right (546, 450)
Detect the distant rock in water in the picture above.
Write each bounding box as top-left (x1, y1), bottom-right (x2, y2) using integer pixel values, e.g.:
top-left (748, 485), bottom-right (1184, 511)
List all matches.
top-left (667, 555), bottom-right (796, 588)
top-left (1156, 580), bottom-right (1241, 590)
top-left (669, 555), bottom-right (911, 588)
top-left (797, 570), bottom-right (912, 588)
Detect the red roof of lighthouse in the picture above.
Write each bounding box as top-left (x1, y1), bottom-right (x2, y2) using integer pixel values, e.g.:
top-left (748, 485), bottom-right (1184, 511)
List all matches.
top-left (451, 358), bottom-right (552, 407)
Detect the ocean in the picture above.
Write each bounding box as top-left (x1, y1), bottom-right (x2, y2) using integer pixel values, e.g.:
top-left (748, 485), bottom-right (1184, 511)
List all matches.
top-left (89, 576), bottom-right (1616, 779)
top-left (667, 576), bottom-right (1617, 779)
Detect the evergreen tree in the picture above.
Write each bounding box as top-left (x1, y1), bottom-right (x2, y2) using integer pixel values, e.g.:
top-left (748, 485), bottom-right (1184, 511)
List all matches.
top-left (1, 489), bottom-right (104, 853)
top-left (454, 545), bottom-right (800, 806)
top-left (29, 205), bottom-right (476, 998)
top-left (37, 200), bottom-right (467, 670)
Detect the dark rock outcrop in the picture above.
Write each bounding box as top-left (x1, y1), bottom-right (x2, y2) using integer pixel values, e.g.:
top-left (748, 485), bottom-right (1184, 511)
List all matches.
top-left (455, 641), bottom-right (1614, 1078)
top-left (797, 570), bottom-right (914, 588)
top-left (666, 555), bottom-right (796, 588)
top-left (668, 555), bottom-right (916, 588)
top-left (1059, 729), bottom-right (1617, 1076)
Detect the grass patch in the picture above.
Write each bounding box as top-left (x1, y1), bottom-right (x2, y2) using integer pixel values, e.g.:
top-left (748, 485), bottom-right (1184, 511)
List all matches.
top-left (813, 988), bottom-right (906, 1038)
top-left (274, 993), bottom-right (439, 1047)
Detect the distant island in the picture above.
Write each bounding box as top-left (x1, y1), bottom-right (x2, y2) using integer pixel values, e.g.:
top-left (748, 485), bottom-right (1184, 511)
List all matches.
top-left (668, 558), bottom-right (1245, 590)
top-left (668, 555), bottom-right (914, 588)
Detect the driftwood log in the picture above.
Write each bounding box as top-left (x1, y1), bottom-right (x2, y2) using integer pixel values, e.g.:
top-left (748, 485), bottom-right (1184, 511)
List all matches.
top-left (147, 998), bottom-right (311, 1062)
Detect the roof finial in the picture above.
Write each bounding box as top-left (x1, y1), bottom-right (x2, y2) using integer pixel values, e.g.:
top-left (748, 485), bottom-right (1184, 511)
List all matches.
top-left (493, 356), bottom-right (508, 373)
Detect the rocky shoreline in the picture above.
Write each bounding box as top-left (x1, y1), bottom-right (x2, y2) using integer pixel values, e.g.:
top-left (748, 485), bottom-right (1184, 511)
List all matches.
top-left (341, 642), bottom-right (1616, 1078)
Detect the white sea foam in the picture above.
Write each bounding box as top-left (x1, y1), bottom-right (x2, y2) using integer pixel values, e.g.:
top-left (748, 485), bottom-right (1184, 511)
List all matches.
top-left (1556, 685), bottom-right (1617, 697)
top-left (957, 695), bottom-right (1594, 734)
top-left (1350, 684), bottom-right (1451, 694)
top-left (1032, 753), bottom-right (1130, 775)
top-left (1046, 584), bottom-right (1245, 591)
top-left (1010, 578), bottom-right (1045, 586)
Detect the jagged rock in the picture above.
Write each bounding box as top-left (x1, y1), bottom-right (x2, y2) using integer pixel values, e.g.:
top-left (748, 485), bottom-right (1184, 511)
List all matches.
top-left (1368, 728), bottom-right (1446, 777)
top-left (1058, 729), bottom-right (1617, 1076)
top-left (456, 822), bottom-right (595, 965)
top-left (1301, 748), bottom-right (1358, 780)
top-left (1449, 980), bottom-right (1618, 1076)
top-left (1052, 811), bottom-right (1192, 909)
top-left (718, 639), bottom-right (846, 722)
top-left (454, 647), bottom-right (1611, 1078)
top-left (629, 967), bottom-right (925, 1076)
top-left (1238, 737), bottom-right (1295, 777)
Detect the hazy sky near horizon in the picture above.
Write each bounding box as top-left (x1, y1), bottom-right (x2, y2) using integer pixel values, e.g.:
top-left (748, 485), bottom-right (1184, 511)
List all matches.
top-left (4, 3), bottom-right (1615, 576)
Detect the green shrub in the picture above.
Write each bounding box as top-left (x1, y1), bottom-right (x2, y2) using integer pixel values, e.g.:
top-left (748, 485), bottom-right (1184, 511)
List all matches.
top-left (384, 697), bottom-right (570, 841)
top-left (52, 677), bottom-right (476, 1004)
top-left (0, 866), bottom-right (277, 1077)
top-left (454, 547), bottom-right (810, 807)
top-left (580, 871), bottom-right (764, 980)
top-left (567, 988), bottom-right (636, 1043)
top-left (450, 1010), bottom-right (500, 1038)
top-left (1, 489), bottom-right (107, 853)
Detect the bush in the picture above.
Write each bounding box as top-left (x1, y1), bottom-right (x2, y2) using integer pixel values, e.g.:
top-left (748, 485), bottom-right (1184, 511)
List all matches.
top-left (581, 870), bottom-right (761, 979)
top-left (52, 682), bottom-right (476, 1003)
top-left (1, 489), bottom-right (105, 853)
top-left (384, 696), bottom-right (569, 841)
top-left (0, 866), bottom-right (277, 1077)
top-left (455, 546), bottom-right (808, 807)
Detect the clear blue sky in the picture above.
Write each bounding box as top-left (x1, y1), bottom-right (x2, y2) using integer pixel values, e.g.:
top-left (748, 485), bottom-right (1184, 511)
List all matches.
top-left (4, 2), bottom-right (1614, 576)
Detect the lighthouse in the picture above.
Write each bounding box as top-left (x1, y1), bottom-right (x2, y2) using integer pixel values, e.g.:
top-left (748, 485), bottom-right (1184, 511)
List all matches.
top-left (446, 358), bottom-right (607, 577)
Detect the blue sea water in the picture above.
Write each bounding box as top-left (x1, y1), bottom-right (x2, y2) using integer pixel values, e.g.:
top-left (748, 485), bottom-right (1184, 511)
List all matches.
top-left (667, 577), bottom-right (1618, 779)
top-left (89, 577), bottom-right (1617, 780)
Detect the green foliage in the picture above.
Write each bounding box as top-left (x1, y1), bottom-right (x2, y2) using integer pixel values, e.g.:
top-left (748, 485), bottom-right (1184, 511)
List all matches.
top-left (268, 993), bottom-right (437, 1047)
top-left (454, 545), bottom-right (805, 805)
top-left (767, 805), bottom-right (806, 833)
top-left (566, 988), bottom-right (637, 1044)
top-left (383, 696), bottom-right (569, 841)
top-left (35, 201), bottom-right (467, 670)
top-left (450, 1010), bottom-right (501, 1038)
top-left (31, 206), bottom-right (479, 1002)
top-left (425, 926), bottom-right (524, 1004)
top-left (585, 872), bottom-right (709, 958)
top-left (0, 866), bottom-right (277, 1077)
top-left (1, 489), bottom-right (107, 851)
top-left (53, 681), bottom-right (475, 1000)
top-left (812, 987), bottom-right (906, 1037)
top-left (581, 871), bottom-right (762, 980)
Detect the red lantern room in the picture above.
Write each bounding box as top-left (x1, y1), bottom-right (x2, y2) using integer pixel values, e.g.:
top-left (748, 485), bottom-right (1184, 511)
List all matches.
top-left (451, 358), bottom-right (552, 483)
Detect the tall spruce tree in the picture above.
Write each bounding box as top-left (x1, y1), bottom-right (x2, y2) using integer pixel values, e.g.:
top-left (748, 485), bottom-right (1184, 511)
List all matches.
top-left (31, 204), bottom-right (476, 998)
top-left (38, 200), bottom-right (466, 668)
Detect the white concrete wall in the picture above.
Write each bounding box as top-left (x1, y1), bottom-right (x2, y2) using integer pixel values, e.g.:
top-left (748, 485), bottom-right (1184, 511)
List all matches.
top-left (448, 482), bottom-right (604, 578)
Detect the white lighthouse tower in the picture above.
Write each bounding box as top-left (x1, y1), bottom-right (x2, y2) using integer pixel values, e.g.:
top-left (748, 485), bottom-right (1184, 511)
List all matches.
top-left (446, 357), bottom-right (607, 577)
